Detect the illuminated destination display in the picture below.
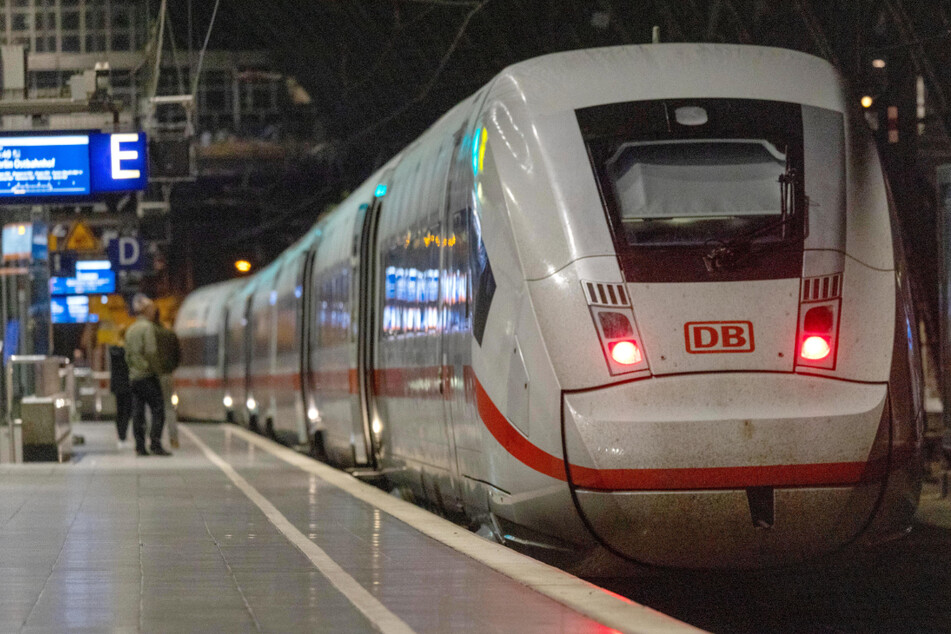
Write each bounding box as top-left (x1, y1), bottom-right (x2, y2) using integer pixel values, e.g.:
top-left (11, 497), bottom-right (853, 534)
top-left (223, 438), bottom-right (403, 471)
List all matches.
top-left (51, 295), bottom-right (98, 324)
top-left (50, 269), bottom-right (115, 295)
top-left (0, 136), bottom-right (90, 196)
top-left (0, 132), bottom-right (147, 198)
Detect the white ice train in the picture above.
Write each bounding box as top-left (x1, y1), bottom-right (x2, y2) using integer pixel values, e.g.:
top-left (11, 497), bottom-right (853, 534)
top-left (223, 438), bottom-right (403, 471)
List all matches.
top-left (174, 44), bottom-right (924, 570)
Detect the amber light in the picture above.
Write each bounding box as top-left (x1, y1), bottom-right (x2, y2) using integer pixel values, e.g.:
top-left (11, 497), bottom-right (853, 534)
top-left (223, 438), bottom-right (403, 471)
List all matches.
top-left (800, 335), bottom-right (831, 361)
top-left (610, 340), bottom-right (642, 365)
top-left (235, 260), bottom-right (252, 273)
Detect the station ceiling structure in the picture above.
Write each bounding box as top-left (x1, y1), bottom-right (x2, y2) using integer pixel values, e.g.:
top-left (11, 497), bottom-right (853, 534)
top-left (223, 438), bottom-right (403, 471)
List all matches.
top-left (166, 0), bottom-right (951, 347)
top-left (176, 0), bottom-right (951, 161)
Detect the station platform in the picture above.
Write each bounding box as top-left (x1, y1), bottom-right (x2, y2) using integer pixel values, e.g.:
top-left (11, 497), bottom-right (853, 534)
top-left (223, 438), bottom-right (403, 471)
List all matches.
top-left (0, 421), bottom-right (696, 633)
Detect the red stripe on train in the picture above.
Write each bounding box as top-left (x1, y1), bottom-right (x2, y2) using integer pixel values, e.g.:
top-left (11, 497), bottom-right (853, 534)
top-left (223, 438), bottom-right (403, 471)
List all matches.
top-left (175, 370), bottom-right (356, 394)
top-left (473, 378), bottom-right (872, 492)
top-left (174, 377), bottom-right (224, 389)
top-left (178, 365), bottom-right (887, 491)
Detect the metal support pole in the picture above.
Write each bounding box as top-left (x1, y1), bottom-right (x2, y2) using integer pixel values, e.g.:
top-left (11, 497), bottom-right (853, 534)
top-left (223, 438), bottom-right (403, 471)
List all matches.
top-left (5, 360), bottom-right (13, 463)
top-left (938, 165), bottom-right (951, 440)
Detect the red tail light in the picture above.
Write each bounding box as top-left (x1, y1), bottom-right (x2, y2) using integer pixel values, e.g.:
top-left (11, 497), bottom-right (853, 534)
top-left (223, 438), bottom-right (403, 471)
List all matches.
top-left (610, 340), bottom-right (642, 365)
top-left (796, 295), bottom-right (840, 369)
top-left (584, 293), bottom-right (649, 376)
top-left (800, 335), bottom-right (831, 360)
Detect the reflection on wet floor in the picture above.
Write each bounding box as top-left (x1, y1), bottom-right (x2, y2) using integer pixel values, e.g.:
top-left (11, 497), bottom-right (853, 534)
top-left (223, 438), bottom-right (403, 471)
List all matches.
top-left (600, 483), bottom-right (951, 634)
top-left (0, 421), bottom-right (655, 634)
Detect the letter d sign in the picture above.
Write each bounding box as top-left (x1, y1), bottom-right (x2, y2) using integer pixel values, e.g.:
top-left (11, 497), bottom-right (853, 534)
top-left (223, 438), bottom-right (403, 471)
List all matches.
top-left (110, 133), bottom-right (141, 180)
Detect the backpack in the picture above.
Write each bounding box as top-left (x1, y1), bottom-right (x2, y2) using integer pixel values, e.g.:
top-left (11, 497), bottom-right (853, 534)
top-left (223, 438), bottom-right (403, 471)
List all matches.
top-left (155, 326), bottom-right (181, 375)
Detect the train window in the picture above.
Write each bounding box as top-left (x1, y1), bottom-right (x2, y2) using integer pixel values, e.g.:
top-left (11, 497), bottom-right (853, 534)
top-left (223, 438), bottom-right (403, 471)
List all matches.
top-left (607, 139), bottom-right (787, 245)
top-left (579, 98), bottom-right (804, 249)
top-left (578, 98), bottom-right (809, 282)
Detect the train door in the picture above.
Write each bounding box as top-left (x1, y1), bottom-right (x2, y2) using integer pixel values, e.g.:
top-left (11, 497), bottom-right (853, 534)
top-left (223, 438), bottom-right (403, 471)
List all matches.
top-left (354, 176), bottom-right (391, 468)
top-left (442, 124), bottom-right (484, 486)
top-left (266, 265), bottom-right (282, 432)
top-left (218, 305), bottom-right (229, 419)
top-left (429, 137), bottom-right (461, 494)
top-left (299, 249), bottom-right (317, 444)
top-left (241, 294), bottom-right (255, 429)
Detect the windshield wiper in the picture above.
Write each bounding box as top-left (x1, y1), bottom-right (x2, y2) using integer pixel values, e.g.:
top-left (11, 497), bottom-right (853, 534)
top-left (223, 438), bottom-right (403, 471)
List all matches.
top-left (702, 165), bottom-right (805, 273)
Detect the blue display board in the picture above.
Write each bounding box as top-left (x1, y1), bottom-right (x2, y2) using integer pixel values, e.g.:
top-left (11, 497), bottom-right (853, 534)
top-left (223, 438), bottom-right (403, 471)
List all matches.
top-left (50, 269), bottom-right (115, 295)
top-left (89, 133), bottom-right (148, 193)
top-left (51, 295), bottom-right (98, 324)
top-left (0, 135), bottom-right (89, 196)
top-left (0, 132), bottom-right (147, 199)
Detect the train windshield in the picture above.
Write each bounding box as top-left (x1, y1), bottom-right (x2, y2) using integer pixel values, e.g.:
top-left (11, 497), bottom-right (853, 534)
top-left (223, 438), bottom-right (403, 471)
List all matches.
top-left (578, 99), bottom-right (804, 249)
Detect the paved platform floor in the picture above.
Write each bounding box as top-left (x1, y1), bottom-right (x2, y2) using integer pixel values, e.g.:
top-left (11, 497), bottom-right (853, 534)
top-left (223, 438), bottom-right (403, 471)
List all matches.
top-left (0, 422), bottom-right (691, 634)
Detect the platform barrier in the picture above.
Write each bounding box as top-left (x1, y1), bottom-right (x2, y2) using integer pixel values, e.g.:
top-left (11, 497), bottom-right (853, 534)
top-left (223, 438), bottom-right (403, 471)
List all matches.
top-left (74, 368), bottom-right (114, 419)
top-left (4, 355), bottom-right (74, 462)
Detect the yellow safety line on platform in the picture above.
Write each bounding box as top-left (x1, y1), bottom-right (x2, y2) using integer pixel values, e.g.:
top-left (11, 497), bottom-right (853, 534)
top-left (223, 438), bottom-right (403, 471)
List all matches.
top-left (180, 425), bottom-right (416, 634)
top-left (213, 423), bottom-right (704, 634)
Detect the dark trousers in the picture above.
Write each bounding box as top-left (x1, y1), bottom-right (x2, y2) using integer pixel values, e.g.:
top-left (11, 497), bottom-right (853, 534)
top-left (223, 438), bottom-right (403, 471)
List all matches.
top-left (131, 376), bottom-right (165, 451)
top-left (114, 391), bottom-right (133, 440)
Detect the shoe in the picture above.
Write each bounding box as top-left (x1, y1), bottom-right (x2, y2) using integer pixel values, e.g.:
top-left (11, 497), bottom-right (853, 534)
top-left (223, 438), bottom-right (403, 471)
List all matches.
top-left (170, 438), bottom-right (180, 449)
top-left (136, 448), bottom-right (149, 456)
top-left (117, 439), bottom-right (133, 450)
top-left (150, 446), bottom-right (172, 457)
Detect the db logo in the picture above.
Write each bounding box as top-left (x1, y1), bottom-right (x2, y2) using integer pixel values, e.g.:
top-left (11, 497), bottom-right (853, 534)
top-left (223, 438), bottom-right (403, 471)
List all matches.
top-left (685, 321), bottom-right (754, 354)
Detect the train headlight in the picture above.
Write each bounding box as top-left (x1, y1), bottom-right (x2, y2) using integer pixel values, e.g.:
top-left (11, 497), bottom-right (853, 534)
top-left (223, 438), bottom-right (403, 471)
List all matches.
top-left (246, 397), bottom-right (257, 411)
top-left (171, 393), bottom-right (179, 407)
top-left (223, 395), bottom-right (233, 408)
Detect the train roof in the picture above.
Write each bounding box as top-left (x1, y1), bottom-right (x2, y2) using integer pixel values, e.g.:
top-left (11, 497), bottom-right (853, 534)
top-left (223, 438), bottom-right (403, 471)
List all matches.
top-left (491, 43), bottom-right (846, 115)
top-left (175, 277), bottom-right (245, 336)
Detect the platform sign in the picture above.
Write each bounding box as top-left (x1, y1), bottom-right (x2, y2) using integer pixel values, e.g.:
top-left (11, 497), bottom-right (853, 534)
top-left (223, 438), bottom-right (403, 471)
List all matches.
top-left (107, 236), bottom-right (144, 271)
top-left (0, 132), bottom-right (147, 200)
top-left (64, 220), bottom-right (100, 251)
top-left (89, 133), bottom-right (148, 193)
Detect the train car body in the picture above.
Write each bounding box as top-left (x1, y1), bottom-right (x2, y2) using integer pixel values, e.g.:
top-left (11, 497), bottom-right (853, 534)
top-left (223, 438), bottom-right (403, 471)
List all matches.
top-left (175, 43), bottom-right (923, 571)
top-left (174, 279), bottom-right (243, 422)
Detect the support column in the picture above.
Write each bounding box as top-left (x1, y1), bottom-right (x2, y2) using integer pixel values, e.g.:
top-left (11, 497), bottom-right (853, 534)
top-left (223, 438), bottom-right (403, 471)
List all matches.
top-left (938, 165), bottom-right (951, 435)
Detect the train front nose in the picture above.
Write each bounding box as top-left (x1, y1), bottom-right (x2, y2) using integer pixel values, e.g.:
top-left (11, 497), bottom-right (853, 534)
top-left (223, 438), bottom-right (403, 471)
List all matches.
top-left (561, 373), bottom-right (889, 569)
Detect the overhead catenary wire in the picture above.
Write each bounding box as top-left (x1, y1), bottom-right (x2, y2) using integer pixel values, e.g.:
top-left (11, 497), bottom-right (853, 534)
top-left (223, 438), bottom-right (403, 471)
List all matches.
top-left (147, 0), bottom-right (168, 101)
top-left (192, 0), bottom-right (222, 97)
top-left (337, 0), bottom-right (491, 148)
top-left (163, 7), bottom-right (187, 96)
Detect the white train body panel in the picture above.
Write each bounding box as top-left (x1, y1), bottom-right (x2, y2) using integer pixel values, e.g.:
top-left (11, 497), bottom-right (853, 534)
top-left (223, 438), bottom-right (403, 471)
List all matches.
top-left (174, 280), bottom-right (243, 421)
top-left (175, 44), bottom-right (923, 571)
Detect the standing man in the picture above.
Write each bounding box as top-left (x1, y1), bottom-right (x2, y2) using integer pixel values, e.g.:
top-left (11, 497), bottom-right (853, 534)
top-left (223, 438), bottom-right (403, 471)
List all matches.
top-left (153, 307), bottom-right (181, 449)
top-left (125, 295), bottom-right (172, 456)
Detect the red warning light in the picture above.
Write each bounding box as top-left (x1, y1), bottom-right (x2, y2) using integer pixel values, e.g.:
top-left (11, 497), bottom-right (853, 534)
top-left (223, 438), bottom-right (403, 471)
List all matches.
top-left (610, 340), bottom-right (642, 365)
top-left (800, 336), bottom-right (831, 361)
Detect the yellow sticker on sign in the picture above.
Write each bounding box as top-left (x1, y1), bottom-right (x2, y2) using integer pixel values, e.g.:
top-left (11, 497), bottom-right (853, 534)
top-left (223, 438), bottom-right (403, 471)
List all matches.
top-left (65, 221), bottom-right (99, 251)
